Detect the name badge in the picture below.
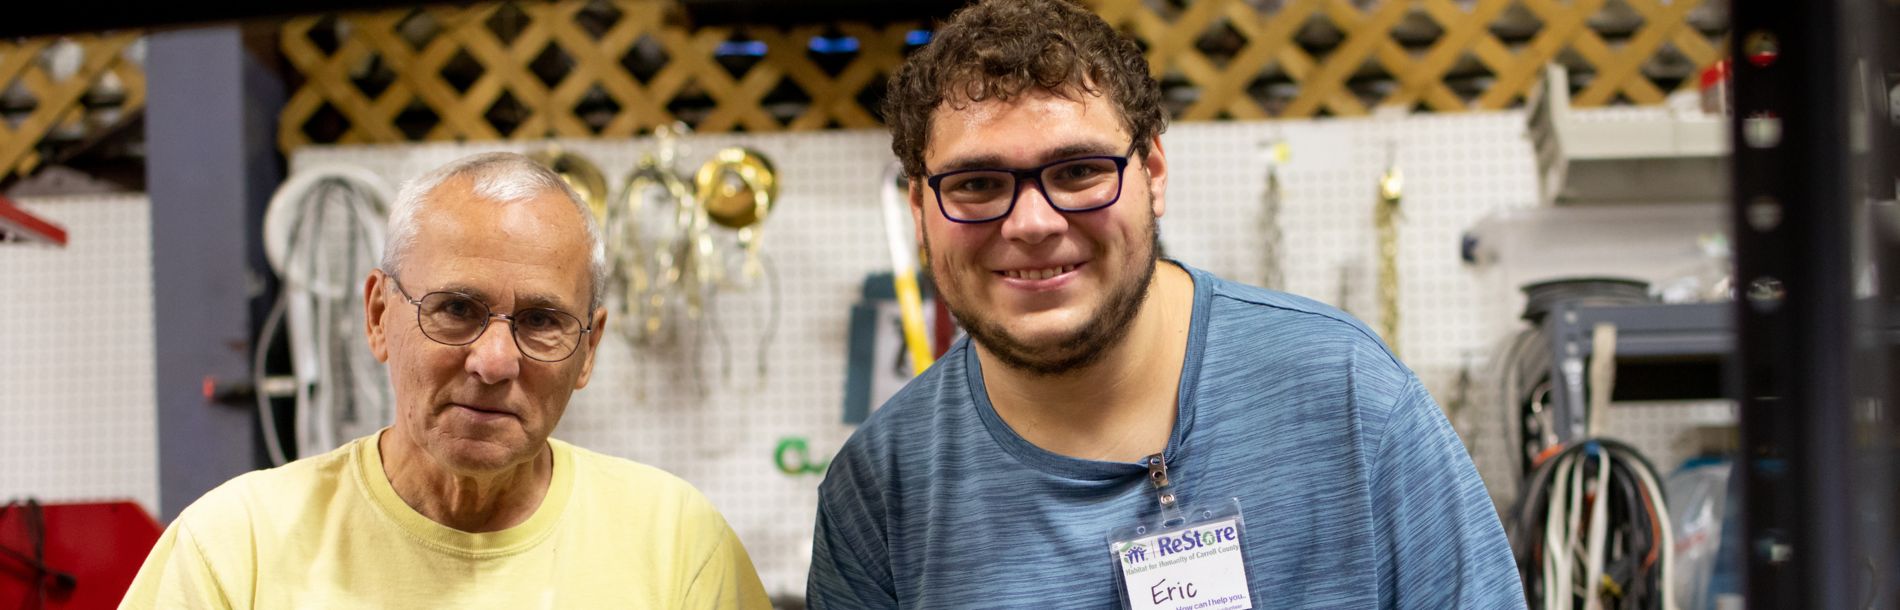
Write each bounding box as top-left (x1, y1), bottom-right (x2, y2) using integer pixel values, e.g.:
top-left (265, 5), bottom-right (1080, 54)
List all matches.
top-left (1108, 498), bottom-right (1252, 610)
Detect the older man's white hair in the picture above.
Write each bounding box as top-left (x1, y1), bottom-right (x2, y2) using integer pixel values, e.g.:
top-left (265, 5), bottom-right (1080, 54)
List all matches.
top-left (381, 152), bottom-right (608, 310)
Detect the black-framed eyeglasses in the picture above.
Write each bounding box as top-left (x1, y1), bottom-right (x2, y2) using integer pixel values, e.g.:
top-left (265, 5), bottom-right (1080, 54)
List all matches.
top-left (924, 142), bottom-right (1138, 224)
top-left (385, 274), bottom-right (593, 363)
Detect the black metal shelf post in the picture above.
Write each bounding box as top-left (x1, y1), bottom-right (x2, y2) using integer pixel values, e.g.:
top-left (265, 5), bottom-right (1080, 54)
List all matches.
top-left (1731, 0), bottom-right (1897, 607)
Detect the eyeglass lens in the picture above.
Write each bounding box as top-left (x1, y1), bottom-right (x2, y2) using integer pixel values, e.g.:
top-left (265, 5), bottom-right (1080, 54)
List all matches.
top-left (937, 157), bottom-right (1122, 221)
top-left (414, 292), bottom-right (583, 361)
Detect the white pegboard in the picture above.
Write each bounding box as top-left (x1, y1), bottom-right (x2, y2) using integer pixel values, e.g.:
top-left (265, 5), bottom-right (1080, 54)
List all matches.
top-left (0, 194), bottom-right (159, 515)
top-left (283, 108), bottom-right (1728, 597)
top-left (1160, 111), bottom-right (1548, 510)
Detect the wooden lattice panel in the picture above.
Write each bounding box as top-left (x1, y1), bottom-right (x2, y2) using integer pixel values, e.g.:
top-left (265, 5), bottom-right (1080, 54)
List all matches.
top-left (1099, 0), bottom-right (1726, 119)
top-left (278, 1), bottom-right (914, 151)
top-left (0, 33), bottom-right (145, 183)
top-left (279, 0), bottom-right (1728, 150)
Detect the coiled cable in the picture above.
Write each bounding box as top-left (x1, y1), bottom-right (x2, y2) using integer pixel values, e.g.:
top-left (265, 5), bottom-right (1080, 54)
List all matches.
top-left (256, 164), bottom-right (393, 465)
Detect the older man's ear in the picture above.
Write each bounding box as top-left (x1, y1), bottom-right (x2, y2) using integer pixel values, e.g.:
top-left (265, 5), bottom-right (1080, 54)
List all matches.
top-left (365, 271), bottom-right (391, 363)
top-left (574, 307), bottom-right (608, 390)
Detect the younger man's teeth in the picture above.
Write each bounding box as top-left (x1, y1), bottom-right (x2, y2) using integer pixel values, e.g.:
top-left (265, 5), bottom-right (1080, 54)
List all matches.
top-left (1008, 265), bottom-right (1074, 280)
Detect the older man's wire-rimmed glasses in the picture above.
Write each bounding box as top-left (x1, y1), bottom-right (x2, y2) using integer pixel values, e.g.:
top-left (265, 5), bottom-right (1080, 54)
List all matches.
top-left (384, 274), bottom-right (592, 363)
top-left (924, 142), bottom-right (1137, 224)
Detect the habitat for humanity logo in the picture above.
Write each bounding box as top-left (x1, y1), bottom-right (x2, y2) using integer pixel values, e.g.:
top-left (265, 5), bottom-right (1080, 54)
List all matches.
top-left (1116, 541), bottom-right (1152, 565)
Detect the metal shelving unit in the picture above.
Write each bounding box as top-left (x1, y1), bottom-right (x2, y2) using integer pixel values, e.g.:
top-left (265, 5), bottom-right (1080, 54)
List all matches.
top-left (1541, 301), bottom-right (1734, 446)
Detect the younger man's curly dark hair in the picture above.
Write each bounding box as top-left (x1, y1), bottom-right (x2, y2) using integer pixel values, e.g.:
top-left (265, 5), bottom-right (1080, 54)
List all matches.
top-left (882, 0), bottom-right (1168, 179)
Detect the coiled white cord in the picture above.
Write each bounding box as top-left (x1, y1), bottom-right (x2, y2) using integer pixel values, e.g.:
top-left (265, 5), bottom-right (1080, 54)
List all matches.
top-left (257, 164), bottom-right (393, 465)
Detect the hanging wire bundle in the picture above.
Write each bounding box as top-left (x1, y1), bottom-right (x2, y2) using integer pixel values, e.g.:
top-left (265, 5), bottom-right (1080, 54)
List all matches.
top-left (256, 164), bottom-right (394, 465)
top-left (603, 124), bottom-right (783, 393)
top-left (1510, 438), bottom-right (1677, 610)
top-left (1492, 278), bottom-right (1678, 609)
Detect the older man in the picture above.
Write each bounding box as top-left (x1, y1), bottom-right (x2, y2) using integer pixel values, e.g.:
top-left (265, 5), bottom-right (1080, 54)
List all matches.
top-left (807, 0), bottom-right (1522, 608)
top-left (123, 152), bottom-right (769, 608)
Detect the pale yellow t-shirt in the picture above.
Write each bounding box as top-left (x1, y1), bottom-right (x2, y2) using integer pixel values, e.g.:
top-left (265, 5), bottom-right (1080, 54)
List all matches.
top-left (120, 433), bottom-right (770, 609)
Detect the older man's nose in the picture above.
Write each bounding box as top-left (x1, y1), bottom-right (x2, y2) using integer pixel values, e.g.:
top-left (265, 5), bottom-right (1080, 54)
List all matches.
top-left (465, 321), bottom-right (522, 384)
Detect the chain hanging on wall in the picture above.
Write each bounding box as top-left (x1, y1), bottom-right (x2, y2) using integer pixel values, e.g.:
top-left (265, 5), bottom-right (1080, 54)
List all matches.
top-left (1256, 138), bottom-right (1289, 291)
top-left (1375, 145), bottom-right (1403, 358)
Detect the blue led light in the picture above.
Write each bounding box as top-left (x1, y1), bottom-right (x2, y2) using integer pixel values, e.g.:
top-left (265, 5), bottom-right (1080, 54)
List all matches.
top-left (714, 40), bottom-right (768, 57)
top-left (906, 30), bottom-right (933, 46)
top-left (809, 36), bottom-right (861, 54)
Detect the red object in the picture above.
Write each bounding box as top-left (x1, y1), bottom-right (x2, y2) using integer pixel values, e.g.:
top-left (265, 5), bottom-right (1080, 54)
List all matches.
top-left (1698, 59), bottom-right (1731, 91)
top-left (0, 195), bottom-right (68, 247)
top-left (0, 501), bottom-right (163, 610)
top-left (1698, 59), bottom-right (1732, 115)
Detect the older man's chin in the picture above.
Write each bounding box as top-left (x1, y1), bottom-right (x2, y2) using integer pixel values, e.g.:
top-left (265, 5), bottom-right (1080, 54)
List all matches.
top-left (422, 426), bottom-right (544, 474)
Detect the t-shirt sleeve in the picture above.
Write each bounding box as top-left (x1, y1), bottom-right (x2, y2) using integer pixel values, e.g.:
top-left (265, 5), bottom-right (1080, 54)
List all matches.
top-left (118, 520), bottom-right (236, 610)
top-left (680, 519), bottom-right (772, 609)
top-left (806, 482), bottom-right (897, 608)
top-left (1370, 379), bottom-right (1527, 609)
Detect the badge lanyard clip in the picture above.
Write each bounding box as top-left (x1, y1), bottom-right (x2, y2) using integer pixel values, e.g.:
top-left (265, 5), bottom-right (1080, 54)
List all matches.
top-left (1146, 453), bottom-right (1185, 526)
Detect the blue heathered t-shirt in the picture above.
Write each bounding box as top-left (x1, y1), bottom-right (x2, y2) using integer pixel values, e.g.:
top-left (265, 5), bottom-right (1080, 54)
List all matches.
top-left (808, 262), bottom-right (1525, 608)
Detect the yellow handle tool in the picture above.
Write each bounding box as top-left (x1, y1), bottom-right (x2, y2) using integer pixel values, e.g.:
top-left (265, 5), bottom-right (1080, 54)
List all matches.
top-left (880, 162), bottom-right (935, 374)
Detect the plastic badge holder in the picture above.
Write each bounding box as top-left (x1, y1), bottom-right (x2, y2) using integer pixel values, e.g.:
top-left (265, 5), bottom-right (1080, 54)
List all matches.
top-left (1108, 497), bottom-right (1253, 610)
